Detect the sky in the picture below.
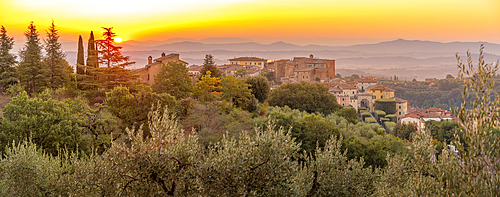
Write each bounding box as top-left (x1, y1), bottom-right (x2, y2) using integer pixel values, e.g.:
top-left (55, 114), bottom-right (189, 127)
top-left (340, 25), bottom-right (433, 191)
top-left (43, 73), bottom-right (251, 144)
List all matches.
top-left (1, 0), bottom-right (499, 45)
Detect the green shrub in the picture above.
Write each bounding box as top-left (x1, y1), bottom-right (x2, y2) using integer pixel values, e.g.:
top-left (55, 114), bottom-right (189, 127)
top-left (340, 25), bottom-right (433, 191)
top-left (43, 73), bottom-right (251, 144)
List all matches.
top-left (374, 110), bottom-right (386, 120)
top-left (386, 114), bottom-right (397, 123)
top-left (358, 107), bottom-right (366, 113)
top-left (381, 118), bottom-right (390, 123)
top-left (365, 117), bottom-right (377, 123)
top-left (377, 128), bottom-right (386, 135)
top-left (361, 112), bottom-right (371, 121)
top-left (384, 122), bottom-right (396, 133)
top-left (374, 99), bottom-right (396, 114)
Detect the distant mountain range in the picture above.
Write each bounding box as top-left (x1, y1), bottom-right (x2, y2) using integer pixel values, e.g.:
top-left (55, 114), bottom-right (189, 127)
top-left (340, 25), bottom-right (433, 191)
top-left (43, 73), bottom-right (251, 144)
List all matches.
top-left (54, 38), bottom-right (500, 80)
top-left (117, 38), bottom-right (500, 54)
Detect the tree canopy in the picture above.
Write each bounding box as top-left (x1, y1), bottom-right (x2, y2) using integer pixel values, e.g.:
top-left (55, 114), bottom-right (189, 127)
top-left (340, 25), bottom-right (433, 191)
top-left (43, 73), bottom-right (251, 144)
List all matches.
top-left (0, 25), bottom-right (18, 90)
top-left (268, 81), bottom-right (341, 115)
top-left (152, 61), bottom-right (193, 100)
top-left (18, 21), bottom-right (49, 93)
top-left (199, 54), bottom-right (220, 78)
top-left (246, 75), bottom-right (270, 103)
top-left (44, 21), bottom-right (68, 89)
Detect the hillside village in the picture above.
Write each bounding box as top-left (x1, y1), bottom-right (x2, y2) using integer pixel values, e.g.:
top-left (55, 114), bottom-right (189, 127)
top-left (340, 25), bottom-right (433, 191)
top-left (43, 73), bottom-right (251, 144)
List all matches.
top-left (135, 52), bottom-right (456, 132)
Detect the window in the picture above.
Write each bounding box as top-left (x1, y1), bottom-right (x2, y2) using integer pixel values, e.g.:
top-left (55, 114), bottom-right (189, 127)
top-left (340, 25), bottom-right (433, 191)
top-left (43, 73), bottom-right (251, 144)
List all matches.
top-left (245, 62), bottom-right (247, 65)
top-left (372, 96), bottom-right (376, 99)
top-left (342, 103), bottom-right (345, 106)
top-left (352, 91), bottom-right (355, 94)
top-left (147, 74), bottom-right (150, 81)
top-left (399, 112), bottom-right (401, 115)
top-left (381, 96), bottom-right (383, 99)
top-left (399, 106), bottom-right (401, 109)
top-left (258, 63), bottom-right (261, 65)
top-left (342, 98), bottom-right (345, 101)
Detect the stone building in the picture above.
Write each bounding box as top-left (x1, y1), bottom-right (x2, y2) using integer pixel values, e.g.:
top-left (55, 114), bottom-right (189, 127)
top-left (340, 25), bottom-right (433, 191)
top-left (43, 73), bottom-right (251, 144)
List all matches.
top-left (135, 53), bottom-right (189, 86)
top-left (275, 54), bottom-right (335, 83)
top-left (394, 97), bottom-right (408, 121)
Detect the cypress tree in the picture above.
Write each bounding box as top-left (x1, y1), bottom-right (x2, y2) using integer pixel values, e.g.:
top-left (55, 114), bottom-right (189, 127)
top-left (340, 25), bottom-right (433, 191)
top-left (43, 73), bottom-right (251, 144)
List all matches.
top-left (76, 35), bottom-right (85, 90)
top-left (18, 21), bottom-right (48, 94)
top-left (0, 26), bottom-right (18, 91)
top-left (86, 31), bottom-right (98, 77)
top-left (76, 35), bottom-right (85, 75)
top-left (44, 21), bottom-right (68, 89)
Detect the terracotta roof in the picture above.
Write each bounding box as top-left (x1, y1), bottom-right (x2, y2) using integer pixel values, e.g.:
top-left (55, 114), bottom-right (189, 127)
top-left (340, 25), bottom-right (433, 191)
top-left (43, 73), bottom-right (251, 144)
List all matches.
top-left (401, 114), bottom-right (421, 120)
top-left (329, 88), bottom-right (342, 92)
top-left (366, 84), bottom-right (394, 92)
top-left (228, 57), bottom-right (267, 61)
top-left (188, 65), bottom-right (202, 72)
top-left (394, 97), bottom-right (408, 103)
top-left (337, 83), bottom-right (356, 90)
top-left (427, 107), bottom-right (445, 112)
top-left (275, 59), bottom-right (291, 62)
top-left (153, 53), bottom-right (179, 62)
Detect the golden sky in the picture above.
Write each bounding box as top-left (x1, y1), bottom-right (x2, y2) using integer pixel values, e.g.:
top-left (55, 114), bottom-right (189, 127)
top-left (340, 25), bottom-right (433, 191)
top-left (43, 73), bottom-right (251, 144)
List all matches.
top-left (1, 0), bottom-right (499, 43)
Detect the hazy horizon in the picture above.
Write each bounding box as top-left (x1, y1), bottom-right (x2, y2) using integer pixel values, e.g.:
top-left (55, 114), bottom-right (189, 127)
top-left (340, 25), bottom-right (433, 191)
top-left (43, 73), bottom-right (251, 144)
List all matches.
top-left (2, 0), bottom-right (499, 44)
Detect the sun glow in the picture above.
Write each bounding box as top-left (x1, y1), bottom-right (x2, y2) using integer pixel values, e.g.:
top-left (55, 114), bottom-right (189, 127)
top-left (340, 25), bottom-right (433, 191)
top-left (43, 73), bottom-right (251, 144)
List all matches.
top-left (114, 36), bottom-right (122, 43)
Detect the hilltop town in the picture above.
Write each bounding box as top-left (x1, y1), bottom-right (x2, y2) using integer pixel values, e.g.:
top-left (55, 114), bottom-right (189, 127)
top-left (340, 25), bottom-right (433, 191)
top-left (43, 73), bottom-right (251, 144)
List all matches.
top-left (135, 52), bottom-right (456, 133)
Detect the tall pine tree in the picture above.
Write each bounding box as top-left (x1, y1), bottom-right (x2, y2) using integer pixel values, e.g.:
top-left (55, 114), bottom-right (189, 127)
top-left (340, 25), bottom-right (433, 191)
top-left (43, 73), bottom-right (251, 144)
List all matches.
top-left (200, 54), bottom-right (221, 79)
top-left (94, 27), bottom-right (136, 92)
top-left (0, 26), bottom-right (18, 91)
top-left (18, 21), bottom-right (49, 94)
top-left (44, 21), bottom-right (68, 89)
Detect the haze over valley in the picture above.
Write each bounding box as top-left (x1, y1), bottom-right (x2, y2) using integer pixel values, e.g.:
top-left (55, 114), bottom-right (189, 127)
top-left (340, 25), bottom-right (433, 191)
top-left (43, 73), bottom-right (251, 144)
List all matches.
top-left (52, 38), bottom-right (500, 80)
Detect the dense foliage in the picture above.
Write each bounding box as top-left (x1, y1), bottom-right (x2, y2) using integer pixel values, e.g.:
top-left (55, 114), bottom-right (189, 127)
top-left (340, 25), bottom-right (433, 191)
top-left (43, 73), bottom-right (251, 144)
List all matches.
top-left (44, 21), bottom-right (69, 89)
top-left (18, 22), bottom-right (49, 93)
top-left (374, 99), bottom-right (396, 114)
top-left (152, 61), bottom-right (193, 99)
top-left (199, 54), bottom-right (220, 78)
top-left (0, 90), bottom-right (92, 155)
top-left (0, 26), bottom-right (18, 90)
top-left (336, 107), bottom-right (360, 124)
top-left (104, 85), bottom-right (177, 135)
top-left (246, 75), bottom-right (270, 103)
top-left (268, 81), bottom-right (342, 115)
top-left (0, 23), bottom-right (498, 196)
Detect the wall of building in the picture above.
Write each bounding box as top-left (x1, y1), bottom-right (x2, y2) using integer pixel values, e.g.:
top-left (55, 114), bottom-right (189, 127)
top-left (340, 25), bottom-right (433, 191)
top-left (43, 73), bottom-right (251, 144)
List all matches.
top-left (396, 102), bottom-right (408, 121)
top-left (368, 90), bottom-right (395, 102)
top-left (230, 60), bottom-right (265, 67)
top-left (139, 54), bottom-right (185, 86)
top-left (326, 59), bottom-right (335, 79)
top-left (337, 95), bottom-right (350, 106)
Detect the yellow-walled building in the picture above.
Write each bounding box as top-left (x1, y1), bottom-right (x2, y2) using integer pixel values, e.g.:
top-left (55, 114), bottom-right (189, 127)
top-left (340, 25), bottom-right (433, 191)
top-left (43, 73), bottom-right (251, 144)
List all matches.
top-left (366, 84), bottom-right (395, 103)
top-left (228, 57), bottom-right (267, 68)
